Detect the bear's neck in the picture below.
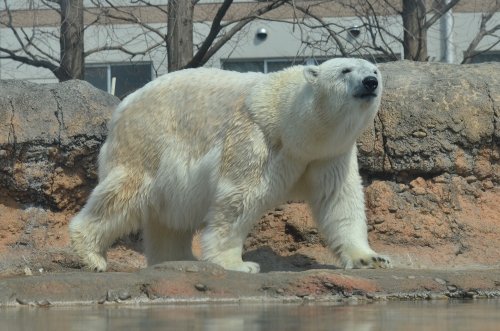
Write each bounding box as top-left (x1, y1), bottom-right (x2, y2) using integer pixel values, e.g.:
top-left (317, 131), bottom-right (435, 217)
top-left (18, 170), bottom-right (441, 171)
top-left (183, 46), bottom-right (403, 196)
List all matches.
top-left (248, 69), bottom-right (335, 160)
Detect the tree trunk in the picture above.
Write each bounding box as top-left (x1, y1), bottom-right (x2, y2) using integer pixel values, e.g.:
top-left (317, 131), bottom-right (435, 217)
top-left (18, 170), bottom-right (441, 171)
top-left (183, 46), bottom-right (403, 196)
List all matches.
top-left (59, 0), bottom-right (84, 81)
top-left (167, 0), bottom-right (194, 72)
top-left (402, 0), bottom-right (428, 61)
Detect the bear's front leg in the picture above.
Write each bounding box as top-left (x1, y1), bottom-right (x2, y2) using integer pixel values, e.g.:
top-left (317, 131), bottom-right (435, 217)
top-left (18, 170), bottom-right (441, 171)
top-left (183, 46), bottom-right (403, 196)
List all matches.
top-left (307, 147), bottom-right (391, 269)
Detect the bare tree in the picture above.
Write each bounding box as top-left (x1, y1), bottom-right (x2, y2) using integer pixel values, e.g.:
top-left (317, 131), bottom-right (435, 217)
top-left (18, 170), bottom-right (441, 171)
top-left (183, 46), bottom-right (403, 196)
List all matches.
top-left (59, 0), bottom-right (84, 80)
top-left (401, 0), bottom-right (428, 60)
top-left (291, 0), bottom-right (466, 61)
top-left (0, 0), bottom-right (84, 81)
top-left (461, 0), bottom-right (500, 64)
top-left (167, 0), bottom-right (195, 71)
top-left (0, 0), bottom-right (288, 80)
top-left (91, 0), bottom-right (288, 72)
top-left (401, 0), bottom-right (461, 61)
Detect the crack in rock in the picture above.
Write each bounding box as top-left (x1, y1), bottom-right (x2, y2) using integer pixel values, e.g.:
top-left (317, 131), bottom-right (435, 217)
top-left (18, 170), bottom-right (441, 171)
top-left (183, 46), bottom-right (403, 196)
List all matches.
top-left (376, 112), bottom-right (394, 173)
top-left (51, 89), bottom-right (66, 146)
top-left (8, 99), bottom-right (17, 148)
top-left (485, 83), bottom-right (499, 144)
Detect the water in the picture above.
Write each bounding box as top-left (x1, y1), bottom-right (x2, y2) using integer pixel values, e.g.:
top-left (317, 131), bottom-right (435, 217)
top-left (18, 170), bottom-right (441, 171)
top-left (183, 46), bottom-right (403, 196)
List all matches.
top-left (2, 300), bottom-right (499, 331)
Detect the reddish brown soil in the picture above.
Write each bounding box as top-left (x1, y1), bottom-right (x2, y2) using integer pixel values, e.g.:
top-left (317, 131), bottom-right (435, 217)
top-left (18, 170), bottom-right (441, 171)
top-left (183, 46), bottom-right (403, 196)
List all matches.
top-left (1, 173), bottom-right (498, 278)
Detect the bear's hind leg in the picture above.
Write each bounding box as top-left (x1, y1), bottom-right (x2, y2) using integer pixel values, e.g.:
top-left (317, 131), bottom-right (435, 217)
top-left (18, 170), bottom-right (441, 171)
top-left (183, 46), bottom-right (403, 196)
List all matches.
top-left (143, 216), bottom-right (195, 265)
top-left (200, 203), bottom-right (261, 273)
top-left (69, 167), bottom-right (144, 271)
top-left (201, 225), bottom-right (260, 273)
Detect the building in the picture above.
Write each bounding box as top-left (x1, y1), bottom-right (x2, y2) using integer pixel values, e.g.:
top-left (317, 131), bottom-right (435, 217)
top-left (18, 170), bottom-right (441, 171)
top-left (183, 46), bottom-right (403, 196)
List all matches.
top-left (1, 0), bottom-right (499, 98)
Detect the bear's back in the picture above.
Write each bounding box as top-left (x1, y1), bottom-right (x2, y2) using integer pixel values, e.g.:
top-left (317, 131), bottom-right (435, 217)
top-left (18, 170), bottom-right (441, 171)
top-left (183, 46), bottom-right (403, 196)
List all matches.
top-left (113, 68), bottom-right (265, 125)
top-left (103, 68), bottom-right (267, 172)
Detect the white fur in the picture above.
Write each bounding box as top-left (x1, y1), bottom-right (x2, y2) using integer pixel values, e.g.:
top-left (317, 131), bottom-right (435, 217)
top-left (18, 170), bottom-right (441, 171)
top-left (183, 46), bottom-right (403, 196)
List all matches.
top-left (69, 58), bottom-right (391, 272)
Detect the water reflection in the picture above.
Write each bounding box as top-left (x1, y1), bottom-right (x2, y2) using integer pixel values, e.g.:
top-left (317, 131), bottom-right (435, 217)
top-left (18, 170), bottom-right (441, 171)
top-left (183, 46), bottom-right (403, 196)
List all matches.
top-left (2, 300), bottom-right (499, 331)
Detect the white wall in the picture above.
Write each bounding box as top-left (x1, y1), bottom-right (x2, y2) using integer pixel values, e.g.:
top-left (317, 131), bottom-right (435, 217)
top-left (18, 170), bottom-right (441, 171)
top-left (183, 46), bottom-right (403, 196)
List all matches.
top-left (0, 8), bottom-right (499, 83)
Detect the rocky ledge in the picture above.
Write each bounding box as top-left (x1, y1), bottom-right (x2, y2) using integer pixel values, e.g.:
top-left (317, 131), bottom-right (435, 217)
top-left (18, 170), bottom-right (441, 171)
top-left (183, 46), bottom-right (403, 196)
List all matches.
top-left (2, 262), bottom-right (499, 307)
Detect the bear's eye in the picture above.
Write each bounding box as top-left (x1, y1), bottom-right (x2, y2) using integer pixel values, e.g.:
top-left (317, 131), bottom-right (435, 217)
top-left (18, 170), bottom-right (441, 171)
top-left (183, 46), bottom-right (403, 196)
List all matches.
top-left (373, 70), bottom-right (378, 75)
top-left (342, 68), bottom-right (352, 74)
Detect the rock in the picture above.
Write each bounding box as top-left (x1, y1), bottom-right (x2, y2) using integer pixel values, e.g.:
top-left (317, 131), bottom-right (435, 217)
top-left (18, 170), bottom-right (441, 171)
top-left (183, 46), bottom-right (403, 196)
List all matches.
top-left (118, 291), bottom-right (131, 301)
top-left (357, 62), bottom-right (500, 269)
top-left (15, 298), bottom-right (29, 305)
top-left (0, 80), bottom-right (119, 211)
top-left (434, 278), bottom-right (447, 285)
top-left (194, 283), bottom-right (208, 292)
top-left (186, 265), bottom-right (200, 273)
top-left (358, 61), bottom-right (499, 181)
top-left (23, 267), bottom-right (32, 276)
top-left (35, 299), bottom-right (51, 307)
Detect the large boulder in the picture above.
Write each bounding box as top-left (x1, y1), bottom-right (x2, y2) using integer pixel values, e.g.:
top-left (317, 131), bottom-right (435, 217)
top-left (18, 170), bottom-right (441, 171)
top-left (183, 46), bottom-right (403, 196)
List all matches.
top-left (361, 61), bottom-right (499, 267)
top-left (0, 80), bottom-right (119, 211)
top-left (359, 60), bottom-right (498, 178)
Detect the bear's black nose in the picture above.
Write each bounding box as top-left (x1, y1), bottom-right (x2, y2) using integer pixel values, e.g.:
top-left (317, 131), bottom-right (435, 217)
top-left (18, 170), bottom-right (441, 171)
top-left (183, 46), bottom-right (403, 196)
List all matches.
top-left (362, 76), bottom-right (378, 92)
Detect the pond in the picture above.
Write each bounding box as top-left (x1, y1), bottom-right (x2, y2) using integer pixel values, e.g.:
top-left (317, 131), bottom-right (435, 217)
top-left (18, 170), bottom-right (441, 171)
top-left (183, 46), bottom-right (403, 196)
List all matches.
top-left (2, 299), bottom-right (499, 331)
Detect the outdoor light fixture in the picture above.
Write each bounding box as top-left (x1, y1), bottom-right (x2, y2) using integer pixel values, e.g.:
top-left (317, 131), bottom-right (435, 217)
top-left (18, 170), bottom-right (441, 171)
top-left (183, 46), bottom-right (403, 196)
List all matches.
top-left (348, 26), bottom-right (361, 38)
top-left (256, 28), bottom-right (268, 40)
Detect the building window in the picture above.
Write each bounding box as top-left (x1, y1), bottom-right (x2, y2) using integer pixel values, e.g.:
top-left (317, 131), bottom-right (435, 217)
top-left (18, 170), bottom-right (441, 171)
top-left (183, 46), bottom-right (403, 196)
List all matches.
top-left (467, 51), bottom-right (500, 63)
top-left (85, 62), bottom-right (153, 99)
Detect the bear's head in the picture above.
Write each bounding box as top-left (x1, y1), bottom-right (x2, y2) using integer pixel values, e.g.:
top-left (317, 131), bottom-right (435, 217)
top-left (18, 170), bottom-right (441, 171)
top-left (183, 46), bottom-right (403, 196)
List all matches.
top-left (303, 58), bottom-right (383, 113)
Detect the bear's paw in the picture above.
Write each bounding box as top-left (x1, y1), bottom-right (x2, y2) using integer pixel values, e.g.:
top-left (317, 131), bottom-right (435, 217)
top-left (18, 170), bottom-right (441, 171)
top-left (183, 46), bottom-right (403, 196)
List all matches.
top-left (339, 246), bottom-right (392, 269)
top-left (222, 261), bottom-right (261, 273)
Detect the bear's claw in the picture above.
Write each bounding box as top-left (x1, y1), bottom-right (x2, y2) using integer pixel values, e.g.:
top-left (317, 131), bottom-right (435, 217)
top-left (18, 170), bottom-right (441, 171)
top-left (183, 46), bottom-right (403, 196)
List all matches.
top-left (353, 254), bottom-right (391, 269)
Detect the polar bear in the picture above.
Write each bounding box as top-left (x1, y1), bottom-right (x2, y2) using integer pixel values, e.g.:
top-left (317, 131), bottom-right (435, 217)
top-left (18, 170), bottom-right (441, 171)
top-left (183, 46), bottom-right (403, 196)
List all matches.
top-left (69, 58), bottom-right (391, 273)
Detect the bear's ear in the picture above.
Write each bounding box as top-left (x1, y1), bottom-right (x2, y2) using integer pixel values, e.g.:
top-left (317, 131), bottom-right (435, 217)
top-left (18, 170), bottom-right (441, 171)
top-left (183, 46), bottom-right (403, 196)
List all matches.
top-left (303, 66), bottom-right (319, 84)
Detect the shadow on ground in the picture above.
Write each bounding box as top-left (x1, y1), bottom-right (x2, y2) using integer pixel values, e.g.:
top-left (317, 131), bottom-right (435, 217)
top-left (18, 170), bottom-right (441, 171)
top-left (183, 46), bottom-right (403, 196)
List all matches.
top-left (244, 246), bottom-right (340, 272)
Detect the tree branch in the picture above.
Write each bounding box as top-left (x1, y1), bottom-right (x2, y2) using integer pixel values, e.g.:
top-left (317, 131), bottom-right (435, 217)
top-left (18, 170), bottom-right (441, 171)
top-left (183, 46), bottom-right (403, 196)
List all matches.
top-left (424, 0), bottom-right (461, 30)
top-left (0, 46), bottom-right (60, 76)
top-left (185, 0), bottom-right (234, 68)
top-left (461, 1), bottom-right (500, 63)
top-left (0, 0), bottom-right (61, 75)
top-left (85, 40), bottom-right (163, 58)
top-left (97, 0), bottom-right (166, 40)
top-left (293, 2), bottom-right (348, 57)
top-left (186, 0), bottom-right (288, 68)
